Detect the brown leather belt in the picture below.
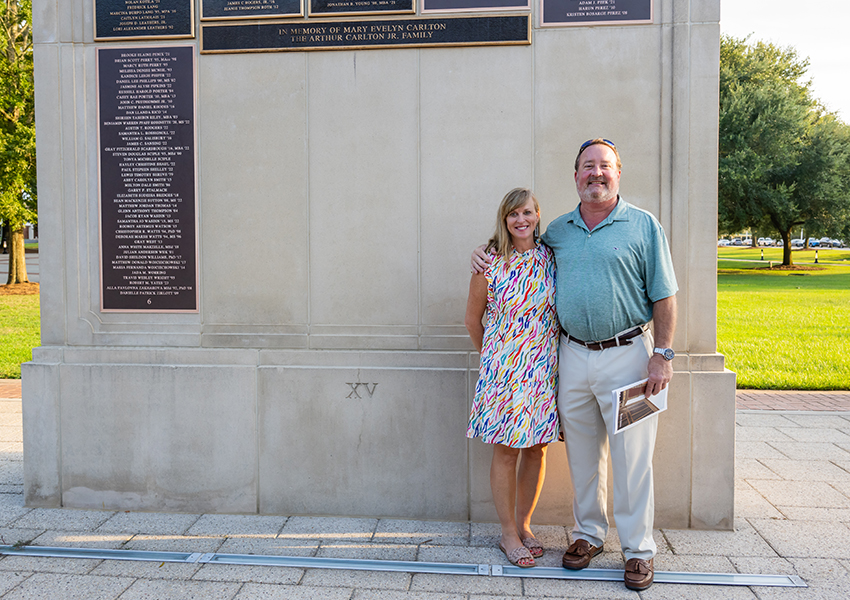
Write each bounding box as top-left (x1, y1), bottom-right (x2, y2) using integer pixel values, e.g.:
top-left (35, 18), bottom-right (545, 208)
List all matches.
top-left (567, 325), bottom-right (647, 351)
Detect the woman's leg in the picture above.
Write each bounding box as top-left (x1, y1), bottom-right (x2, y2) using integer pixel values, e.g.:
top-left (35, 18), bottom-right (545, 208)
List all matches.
top-left (516, 443), bottom-right (548, 540)
top-left (491, 444), bottom-right (532, 564)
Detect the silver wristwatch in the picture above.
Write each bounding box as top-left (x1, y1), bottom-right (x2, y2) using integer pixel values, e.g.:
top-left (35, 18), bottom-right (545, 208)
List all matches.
top-left (653, 347), bottom-right (675, 361)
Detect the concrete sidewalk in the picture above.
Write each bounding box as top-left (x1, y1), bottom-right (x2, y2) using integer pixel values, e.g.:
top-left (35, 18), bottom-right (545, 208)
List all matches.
top-left (0, 392), bottom-right (848, 598)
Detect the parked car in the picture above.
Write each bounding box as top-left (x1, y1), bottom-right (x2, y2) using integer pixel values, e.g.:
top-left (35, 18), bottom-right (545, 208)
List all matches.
top-left (791, 239), bottom-right (804, 248)
top-left (775, 239), bottom-right (784, 247)
top-left (820, 237), bottom-right (832, 247)
top-left (762, 237), bottom-right (774, 246)
top-left (717, 239), bottom-right (731, 247)
top-left (834, 240), bottom-right (846, 248)
top-left (808, 237), bottom-right (820, 247)
top-left (731, 237), bottom-right (743, 246)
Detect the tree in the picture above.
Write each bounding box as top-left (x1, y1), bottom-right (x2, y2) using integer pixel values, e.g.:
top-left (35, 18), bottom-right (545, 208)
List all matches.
top-left (0, 0), bottom-right (35, 284)
top-left (718, 35), bottom-right (850, 266)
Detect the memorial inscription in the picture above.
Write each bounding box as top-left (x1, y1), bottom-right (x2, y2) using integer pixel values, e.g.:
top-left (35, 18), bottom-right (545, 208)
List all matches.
top-left (421, 0), bottom-right (529, 14)
top-left (201, 14), bottom-right (530, 52)
top-left (95, 0), bottom-right (194, 40)
top-left (202, 0), bottom-right (304, 20)
top-left (97, 46), bottom-right (198, 312)
top-left (540, 0), bottom-right (651, 26)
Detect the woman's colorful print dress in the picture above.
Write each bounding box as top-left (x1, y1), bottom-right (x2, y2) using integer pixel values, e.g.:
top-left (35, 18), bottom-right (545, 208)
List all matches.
top-left (467, 243), bottom-right (560, 448)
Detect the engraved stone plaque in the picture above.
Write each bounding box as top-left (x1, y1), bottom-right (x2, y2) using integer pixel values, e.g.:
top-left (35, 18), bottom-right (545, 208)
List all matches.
top-left (541, 0), bottom-right (652, 27)
top-left (95, 0), bottom-right (194, 40)
top-left (201, 14), bottom-right (530, 53)
top-left (309, 0), bottom-right (414, 16)
top-left (202, 0), bottom-right (304, 20)
top-left (97, 46), bottom-right (198, 312)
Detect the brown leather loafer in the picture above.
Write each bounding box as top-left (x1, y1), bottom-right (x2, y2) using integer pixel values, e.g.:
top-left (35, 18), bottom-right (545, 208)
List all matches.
top-left (624, 557), bottom-right (654, 590)
top-left (561, 538), bottom-right (603, 570)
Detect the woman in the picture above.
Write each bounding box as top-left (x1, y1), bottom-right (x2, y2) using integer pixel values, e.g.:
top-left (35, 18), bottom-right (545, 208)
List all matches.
top-left (465, 187), bottom-right (559, 568)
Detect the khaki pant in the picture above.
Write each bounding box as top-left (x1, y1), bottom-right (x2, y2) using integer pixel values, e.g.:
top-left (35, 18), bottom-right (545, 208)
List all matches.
top-left (558, 331), bottom-right (658, 561)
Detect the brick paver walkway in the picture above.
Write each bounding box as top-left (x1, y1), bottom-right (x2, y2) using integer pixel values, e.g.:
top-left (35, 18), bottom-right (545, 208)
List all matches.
top-left (3, 379), bottom-right (849, 409)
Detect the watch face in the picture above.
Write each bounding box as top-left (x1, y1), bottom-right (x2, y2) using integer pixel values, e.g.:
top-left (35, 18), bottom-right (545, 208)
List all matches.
top-left (663, 348), bottom-right (674, 360)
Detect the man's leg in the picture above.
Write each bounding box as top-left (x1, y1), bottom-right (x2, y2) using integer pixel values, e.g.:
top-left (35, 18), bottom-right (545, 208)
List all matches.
top-left (558, 335), bottom-right (609, 551)
top-left (588, 334), bottom-right (658, 561)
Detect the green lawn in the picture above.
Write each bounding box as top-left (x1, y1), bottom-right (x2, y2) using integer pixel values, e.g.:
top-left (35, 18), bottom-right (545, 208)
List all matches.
top-left (718, 247), bottom-right (850, 390)
top-left (0, 295), bottom-right (40, 379)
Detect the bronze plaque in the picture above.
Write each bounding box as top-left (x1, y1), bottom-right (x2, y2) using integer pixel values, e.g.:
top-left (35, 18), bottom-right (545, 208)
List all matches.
top-left (94, 0), bottom-right (194, 40)
top-left (422, 0), bottom-right (529, 13)
top-left (540, 0), bottom-right (652, 27)
top-left (201, 0), bottom-right (304, 20)
top-left (97, 46), bottom-right (199, 312)
top-left (202, 14), bottom-right (530, 53)
top-left (309, 0), bottom-right (414, 17)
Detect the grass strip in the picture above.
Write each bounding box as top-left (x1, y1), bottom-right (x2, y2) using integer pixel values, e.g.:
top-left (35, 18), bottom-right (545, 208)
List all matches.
top-left (0, 295), bottom-right (40, 379)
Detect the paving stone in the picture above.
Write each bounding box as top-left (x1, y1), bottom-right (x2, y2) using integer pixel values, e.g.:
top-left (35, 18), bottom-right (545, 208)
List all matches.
top-left (652, 555), bottom-right (736, 573)
top-left (523, 577), bottom-right (639, 599)
top-left (217, 536), bottom-right (319, 557)
top-left (192, 563), bottom-right (303, 584)
top-left (0, 494), bottom-right (29, 527)
top-left (639, 582), bottom-right (757, 599)
top-left (317, 542), bottom-right (417, 561)
top-left (0, 427), bottom-right (22, 443)
top-left (748, 519), bottom-right (850, 559)
top-left (830, 480), bottom-right (850, 499)
top-left (235, 582), bottom-right (353, 599)
top-left (89, 559), bottom-right (201, 580)
top-left (0, 572), bottom-right (134, 600)
top-left (776, 506), bottom-right (850, 522)
top-left (747, 480), bottom-right (850, 508)
top-left (769, 442), bottom-right (850, 461)
top-left (758, 459), bottom-right (850, 482)
top-left (736, 458), bottom-right (781, 480)
top-left (782, 415), bottom-right (850, 429)
top-left (752, 558), bottom-right (850, 600)
top-left (11, 508), bottom-right (114, 532)
top-left (118, 577), bottom-right (242, 600)
top-left (0, 570), bottom-right (30, 595)
top-left (0, 556), bottom-right (98, 575)
top-left (776, 427), bottom-right (850, 444)
top-left (736, 427), bottom-right (796, 443)
top-left (96, 511), bottom-right (201, 535)
top-left (29, 529), bottom-right (132, 549)
top-left (736, 413), bottom-right (799, 428)
top-left (123, 533), bottom-right (224, 553)
top-left (280, 517), bottom-right (377, 542)
top-left (728, 555), bottom-right (797, 576)
top-left (410, 572), bottom-right (522, 596)
top-left (187, 514), bottom-right (287, 538)
top-left (0, 461), bottom-right (23, 485)
top-left (300, 567), bottom-right (410, 590)
top-left (353, 591), bottom-right (464, 600)
top-left (734, 482), bottom-right (785, 519)
top-left (374, 519), bottom-right (469, 546)
top-left (0, 442), bottom-right (23, 460)
top-left (416, 544), bottom-right (502, 565)
top-left (735, 442), bottom-right (787, 460)
top-left (0, 526), bottom-right (41, 546)
top-left (662, 519), bottom-right (777, 557)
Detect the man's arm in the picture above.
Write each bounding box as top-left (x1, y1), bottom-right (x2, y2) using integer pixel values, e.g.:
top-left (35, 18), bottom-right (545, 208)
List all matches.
top-left (471, 245), bottom-right (492, 274)
top-left (646, 295), bottom-right (676, 397)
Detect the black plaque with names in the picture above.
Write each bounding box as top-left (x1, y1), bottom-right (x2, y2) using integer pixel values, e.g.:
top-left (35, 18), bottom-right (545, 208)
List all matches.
top-left (309, 0), bottom-right (414, 16)
top-left (95, 0), bottom-right (194, 40)
top-left (202, 15), bottom-right (530, 53)
top-left (98, 46), bottom-right (198, 312)
top-left (202, 0), bottom-right (303, 20)
top-left (541, 0), bottom-right (651, 27)
top-left (422, 0), bottom-right (529, 13)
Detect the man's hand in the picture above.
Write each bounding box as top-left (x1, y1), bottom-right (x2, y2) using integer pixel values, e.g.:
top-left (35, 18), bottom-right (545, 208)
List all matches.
top-left (471, 244), bottom-right (492, 274)
top-left (645, 353), bottom-right (672, 397)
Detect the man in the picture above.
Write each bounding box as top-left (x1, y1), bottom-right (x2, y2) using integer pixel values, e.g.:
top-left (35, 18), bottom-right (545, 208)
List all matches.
top-left (472, 139), bottom-right (677, 590)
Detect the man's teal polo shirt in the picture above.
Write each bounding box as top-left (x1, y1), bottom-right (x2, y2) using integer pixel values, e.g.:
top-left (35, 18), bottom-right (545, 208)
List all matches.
top-left (541, 198), bottom-right (678, 343)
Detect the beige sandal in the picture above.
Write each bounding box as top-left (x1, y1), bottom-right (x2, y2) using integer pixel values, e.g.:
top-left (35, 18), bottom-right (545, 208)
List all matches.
top-left (521, 537), bottom-right (544, 558)
top-left (499, 543), bottom-right (536, 568)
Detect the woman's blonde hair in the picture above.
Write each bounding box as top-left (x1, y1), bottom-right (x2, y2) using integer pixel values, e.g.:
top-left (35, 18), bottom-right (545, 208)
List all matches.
top-left (486, 187), bottom-right (539, 261)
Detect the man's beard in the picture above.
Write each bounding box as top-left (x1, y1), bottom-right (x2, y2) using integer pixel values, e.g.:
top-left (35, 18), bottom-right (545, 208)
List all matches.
top-left (579, 182), bottom-right (617, 204)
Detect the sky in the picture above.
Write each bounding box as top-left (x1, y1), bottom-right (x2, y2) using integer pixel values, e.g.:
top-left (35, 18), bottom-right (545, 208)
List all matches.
top-left (720, 0), bottom-right (850, 121)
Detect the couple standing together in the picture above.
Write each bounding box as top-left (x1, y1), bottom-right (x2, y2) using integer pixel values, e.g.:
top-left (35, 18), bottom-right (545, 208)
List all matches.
top-left (465, 139), bottom-right (678, 591)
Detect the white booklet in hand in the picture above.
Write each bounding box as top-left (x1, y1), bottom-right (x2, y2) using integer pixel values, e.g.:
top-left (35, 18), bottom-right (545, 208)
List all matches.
top-left (612, 378), bottom-right (668, 434)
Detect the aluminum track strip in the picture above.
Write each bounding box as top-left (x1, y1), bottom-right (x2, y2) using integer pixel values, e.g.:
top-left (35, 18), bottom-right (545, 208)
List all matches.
top-left (0, 546), bottom-right (806, 587)
top-left (0, 545), bottom-right (200, 563)
top-left (495, 565), bottom-right (806, 587)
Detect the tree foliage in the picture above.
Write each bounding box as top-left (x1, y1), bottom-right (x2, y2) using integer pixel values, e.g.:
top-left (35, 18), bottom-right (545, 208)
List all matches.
top-left (0, 0), bottom-right (35, 283)
top-left (719, 35), bottom-right (850, 265)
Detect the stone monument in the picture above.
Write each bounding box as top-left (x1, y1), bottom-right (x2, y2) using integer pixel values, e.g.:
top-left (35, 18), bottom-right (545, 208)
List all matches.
top-left (25, 0), bottom-right (735, 529)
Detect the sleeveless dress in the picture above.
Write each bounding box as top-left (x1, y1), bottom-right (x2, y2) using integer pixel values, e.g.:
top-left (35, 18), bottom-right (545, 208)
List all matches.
top-left (467, 243), bottom-right (560, 448)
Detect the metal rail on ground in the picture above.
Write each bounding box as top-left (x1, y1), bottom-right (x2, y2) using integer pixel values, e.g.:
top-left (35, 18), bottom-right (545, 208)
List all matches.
top-left (0, 545), bottom-right (807, 588)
